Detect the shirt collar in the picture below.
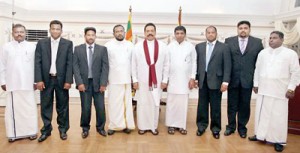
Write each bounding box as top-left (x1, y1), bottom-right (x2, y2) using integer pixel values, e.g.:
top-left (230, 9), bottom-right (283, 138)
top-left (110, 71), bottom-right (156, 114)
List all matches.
top-left (12, 39), bottom-right (26, 44)
top-left (86, 43), bottom-right (95, 49)
top-left (238, 37), bottom-right (249, 42)
top-left (51, 37), bottom-right (61, 43)
top-left (175, 40), bottom-right (186, 45)
top-left (207, 40), bottom-right (217, 45)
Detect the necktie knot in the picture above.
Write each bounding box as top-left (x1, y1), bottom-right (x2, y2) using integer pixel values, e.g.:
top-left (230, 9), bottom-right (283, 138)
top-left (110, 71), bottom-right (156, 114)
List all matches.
top-left (88, 46), bottom-right (93, 50)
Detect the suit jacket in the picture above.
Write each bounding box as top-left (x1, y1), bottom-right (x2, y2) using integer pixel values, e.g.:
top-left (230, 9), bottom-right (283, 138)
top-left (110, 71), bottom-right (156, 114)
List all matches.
top-left (225, 36), bottom-right (264, 88)
top-left (34, 37), bottom-right (73, 88)
top-left (73, 43), bottom-right (109, 92)
top-left (196, 41), bottom-right (231, 90)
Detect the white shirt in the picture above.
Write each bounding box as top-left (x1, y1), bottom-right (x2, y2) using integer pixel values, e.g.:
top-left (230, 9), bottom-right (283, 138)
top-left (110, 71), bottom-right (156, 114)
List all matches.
top-left (254, 46), bottom-right (300, 99)
top-left (49, 37), bottom-right (61, 74)
top-left (167, 40), bottom-right (197, 94)
top-left (0, 40), bottom-right (36, 91)
top-left (105, 39), bottom-right (133, 84)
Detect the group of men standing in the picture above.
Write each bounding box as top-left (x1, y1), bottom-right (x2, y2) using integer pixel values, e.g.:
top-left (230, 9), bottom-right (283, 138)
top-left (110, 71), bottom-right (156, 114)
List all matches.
top-left (0, 19), bottom-right (299, 152)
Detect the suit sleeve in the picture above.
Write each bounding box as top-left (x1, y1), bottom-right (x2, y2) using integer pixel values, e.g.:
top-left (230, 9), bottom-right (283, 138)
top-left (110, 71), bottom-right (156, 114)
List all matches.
top-left (195, 45), bottom-right (200, 80)
top-left (34, 40), bottom-right (43, 83)
top-left (65, 41), bottom-right (73, 84)
top-left (100, 47), bottom-right (109, 86)
top-left (73, 47), bottom-right (83, 86)
top-left (223, 44), bottom-right (232, 83)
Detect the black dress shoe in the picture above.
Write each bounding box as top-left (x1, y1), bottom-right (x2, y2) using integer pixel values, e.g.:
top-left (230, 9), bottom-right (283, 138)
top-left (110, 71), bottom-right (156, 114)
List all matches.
top-left (107, 130), bottom-right (115, 135)
top-left (212, 132), bottom-right (220, 139)
top-left (98, 130), bottom-right (107, 137)
top-left (224, 129), bottom-right (234, 136)
top-left (274, 143), bottom-right (284, 152)
top-left (60, 132), bottom-right (67, 140)
top-left (196, 129), bottom-right (205, 136)
top-left (123, 128), bottom-right (131, 134)
top-left (239, 133), bottom-right (247, 138)
top-left (82, 131), bottom-right (89, 138)
top-left (38, 133), bottom-right (51, 142)
top-left (248, 135), bottom-right (258, 141)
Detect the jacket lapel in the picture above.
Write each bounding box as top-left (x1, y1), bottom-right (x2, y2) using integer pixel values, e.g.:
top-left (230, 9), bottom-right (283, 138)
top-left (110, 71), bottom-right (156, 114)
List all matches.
top-left (209, 41), bottom-right (218, 62)
top-left (242, 36), bottom-right (253, 55)
top-left (92, 45), bottom-right (98, 66)
top-left (56, 38), bottom-right (65, 58)
top-left (82, 44), bottom-right (88, 66)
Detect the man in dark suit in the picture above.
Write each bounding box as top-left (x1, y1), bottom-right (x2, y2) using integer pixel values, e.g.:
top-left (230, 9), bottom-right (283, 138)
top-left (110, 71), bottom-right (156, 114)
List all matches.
top-left (73, 27), bottom-right (109, 138)
top-left (195, 26), bottom-right (231, 139)
top-left (35, 20), bottom-right (73, 142)
top-left (224, 20), bottom-right (264, 138)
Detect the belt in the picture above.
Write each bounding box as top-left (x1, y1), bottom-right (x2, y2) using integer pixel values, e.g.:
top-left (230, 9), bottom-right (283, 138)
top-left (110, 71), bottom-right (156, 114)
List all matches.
top-left (49, 73), bottom-right (57, 76)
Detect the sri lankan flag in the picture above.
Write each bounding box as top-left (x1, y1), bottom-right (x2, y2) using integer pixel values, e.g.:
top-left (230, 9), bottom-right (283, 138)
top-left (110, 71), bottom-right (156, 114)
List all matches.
top-left (125, 6), bottom-right (132, 42)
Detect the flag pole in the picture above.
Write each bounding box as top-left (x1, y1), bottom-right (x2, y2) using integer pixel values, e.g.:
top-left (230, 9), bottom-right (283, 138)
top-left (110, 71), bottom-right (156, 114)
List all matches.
top-left (178, 6), bottom-right (182, 26)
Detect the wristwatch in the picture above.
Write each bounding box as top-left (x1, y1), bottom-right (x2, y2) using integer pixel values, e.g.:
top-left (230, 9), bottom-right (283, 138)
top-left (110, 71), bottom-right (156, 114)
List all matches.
top-left (287, 89), bottom-right (294, 93)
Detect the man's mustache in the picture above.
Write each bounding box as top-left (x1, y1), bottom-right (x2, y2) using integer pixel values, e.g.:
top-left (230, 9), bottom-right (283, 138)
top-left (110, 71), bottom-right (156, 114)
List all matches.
top-left (147, 34), bottom-right (154, 37)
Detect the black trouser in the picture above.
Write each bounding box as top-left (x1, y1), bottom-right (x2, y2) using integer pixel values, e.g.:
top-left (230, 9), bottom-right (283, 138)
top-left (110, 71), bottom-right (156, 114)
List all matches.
top-left (40, 76), bottom-right (69, 135)
top-left (196, 74), bottom-right (222, 133)
top-left (80, 79), bottom-right (106, 132)
top-left (226, 84), bottom-right (252, 134)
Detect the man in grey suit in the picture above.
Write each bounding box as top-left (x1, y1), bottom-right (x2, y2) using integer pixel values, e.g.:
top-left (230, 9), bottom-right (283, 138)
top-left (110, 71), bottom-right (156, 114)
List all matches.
top-left (35, 20), bottom-right (73, 142)
top-left (224, 20), bottom-right (264, 138)
top-left (73, 27), bottom-right (109, 138)
top-left (195, 26), bottom-right (231, 139)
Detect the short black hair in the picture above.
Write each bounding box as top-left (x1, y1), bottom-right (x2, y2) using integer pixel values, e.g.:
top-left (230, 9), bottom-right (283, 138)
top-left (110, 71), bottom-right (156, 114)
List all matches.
top-left (237, 20), bottom-right (251, 28)
top-left (270, 31), bottom-right (284, 39)
top-left (49, 20), bottom-right (63, 28)
top-left (206, 25), bottom-right (217, 32)
top-left (84, 27), bottom-right (96, 35)
top-left (13, 24), bottom-right (26, 31)
top-left (174, 26), bottom-right (186, 34)
top-left (113, 24), bottom-right (125, 33)
top-left (144, 23), bottom-right (156, 32)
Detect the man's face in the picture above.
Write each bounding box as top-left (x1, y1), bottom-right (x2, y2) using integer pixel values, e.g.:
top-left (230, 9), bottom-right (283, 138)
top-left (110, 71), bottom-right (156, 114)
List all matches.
top-left (144, 25), bottom-right (156, 41)
top-left (114, 26), bottom-right (125, 41)
top-left (12, 27), bottom-right (26, 42)
top-left (237, 24), bottom-right (250, 38)
top-left (50, 24), bottom-right (62, 40)
top-left (269, 33), bottom-right (283, 49)
top-left (175, 30), bottom-right (186, 43)
top-left (85, 30), bottom-right (96, 45)
top-left (206, 27), bottom-right (217, 42)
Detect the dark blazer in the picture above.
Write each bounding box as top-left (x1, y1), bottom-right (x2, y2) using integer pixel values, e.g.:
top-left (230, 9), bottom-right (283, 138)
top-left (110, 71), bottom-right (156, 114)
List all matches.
top-left (73, 44), bottom-right (109, 92)
top-left (225, 36), bottom-right (263, 88)
top-left (196, 41), bottom-right (231, 90)
top-left (34, 37), bottom-right (73, 88)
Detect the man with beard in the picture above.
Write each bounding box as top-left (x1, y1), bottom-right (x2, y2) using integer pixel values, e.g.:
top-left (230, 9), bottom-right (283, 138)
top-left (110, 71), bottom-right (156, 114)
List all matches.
top-left (105, 24), bottom-right (135, 135)
top-left (0, 24), bottom-right (38, 142)
top-left (224, 20), bottom-right (264, 138)
top-left (132, 23), bottom-right (169, 135)
top-left (249, 31), bottom-right (300, 152)
top-left (195, 26), bottom-right (231, 139)
top-left (73, 27), bottom-right (109, 138)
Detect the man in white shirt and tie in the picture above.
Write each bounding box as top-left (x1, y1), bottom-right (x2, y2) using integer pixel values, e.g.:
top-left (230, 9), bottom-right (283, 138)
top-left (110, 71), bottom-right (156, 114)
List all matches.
top-left (73, 27), bottom-right (109, 138)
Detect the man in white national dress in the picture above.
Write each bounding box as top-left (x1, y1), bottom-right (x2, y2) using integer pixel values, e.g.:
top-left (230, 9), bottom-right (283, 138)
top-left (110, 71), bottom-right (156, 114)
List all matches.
top-left (105, 24), bottom-right (135, 135)
top-left (132, 23), bottom-right (169, 135)
top-left (165, 25), bottom-right (196, 135)
top-left (0, 24), bottom-right (38, 142)
top-left (249, 31), bottom-right (300, 152)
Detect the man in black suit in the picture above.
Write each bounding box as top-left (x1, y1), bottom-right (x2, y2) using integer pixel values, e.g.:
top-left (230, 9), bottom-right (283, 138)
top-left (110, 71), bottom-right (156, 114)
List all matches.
top-left (35, 20), bottom-right (73, 142)
top-left (224, 20), bottom-right (264, 138)
top-left (195, 26), bottom-right (231, 139)
top-left (73, 27), bottom-right (109, 138)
